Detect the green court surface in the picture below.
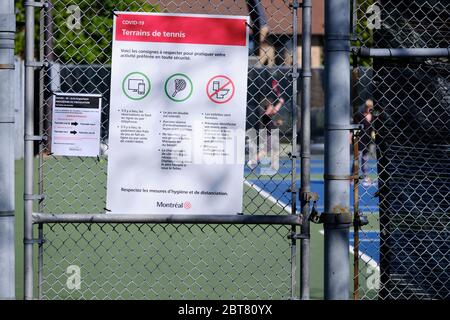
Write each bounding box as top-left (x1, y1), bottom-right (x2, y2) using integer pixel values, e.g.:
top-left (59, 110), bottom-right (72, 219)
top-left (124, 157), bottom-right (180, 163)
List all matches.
top-left (13, 158), bottom-right (379, 299)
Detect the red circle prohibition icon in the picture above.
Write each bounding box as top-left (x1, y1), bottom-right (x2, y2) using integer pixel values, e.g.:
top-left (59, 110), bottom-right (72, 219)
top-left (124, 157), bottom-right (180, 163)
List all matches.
top-left (206, 75), bottom-right (235, 104)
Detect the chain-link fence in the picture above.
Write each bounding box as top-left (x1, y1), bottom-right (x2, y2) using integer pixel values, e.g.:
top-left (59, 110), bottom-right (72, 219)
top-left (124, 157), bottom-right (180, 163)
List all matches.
top-left (24, 0), bottom-right (449, 301)
top-left (24, 0), bottom-right (304, 299)
top-left (351, 0), bottom-right (449, 300)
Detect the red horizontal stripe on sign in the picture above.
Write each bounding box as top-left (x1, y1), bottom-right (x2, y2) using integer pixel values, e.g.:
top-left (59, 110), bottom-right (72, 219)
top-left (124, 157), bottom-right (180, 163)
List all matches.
top-left (115, 14), bottom-right (247, 46)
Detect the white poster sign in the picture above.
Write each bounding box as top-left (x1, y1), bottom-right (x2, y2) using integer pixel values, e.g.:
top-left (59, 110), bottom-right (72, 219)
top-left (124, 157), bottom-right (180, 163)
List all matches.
top-left (51, 93), bottom-right (102, 157)
top-left (106, 12), bottom-right (249, 215)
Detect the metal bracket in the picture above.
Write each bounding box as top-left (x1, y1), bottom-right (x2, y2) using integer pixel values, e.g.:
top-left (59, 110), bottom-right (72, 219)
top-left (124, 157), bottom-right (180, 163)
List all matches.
top-left (0, 211), bottom-right (14, 217)
top-left (301, 70), bottom-right (312, 78)
top-left (290, 72), bottom-right (300, 79)
top-left (288, 188), bottom-right (297, 195)
top-left (24, 1), bottom-right (48, 8)
top-left (300, 191), bottom-right (319, 202)
top-left (324, 174), bottom-right (361, 181)
top-left (288, 232), bottom-right (309, 240)
top-left (0, 42), bottom-right (15, 50)
top-left (326, 124), bottom-right (362, 131)
top-left (24, 238), bottom-right (46, 245)
top-left (289, 0), bottom-right (300, 9)
top-left (301, 1), bottom-right (312, 9)
top-left (24, 194), bottom-right (45, 201)
top-left (320, 212), bottom-right (353, 224)
top-left (310, 209), bottom-right (322, 224)
top-left (25, 134), bottom-right (47, 142)
top-left (351, 47), bottom-right (360, 55)
top-left (299, 192), bottom-right (320, 223)
top-left (354, 210), bottom-right (369, 227)
top-left (25, 61), bottom-right (49, 69)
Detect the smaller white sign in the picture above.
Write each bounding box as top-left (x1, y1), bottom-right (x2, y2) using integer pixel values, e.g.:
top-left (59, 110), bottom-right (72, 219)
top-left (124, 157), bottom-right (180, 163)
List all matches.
top-left (51, 93), bottom-right (102, 157)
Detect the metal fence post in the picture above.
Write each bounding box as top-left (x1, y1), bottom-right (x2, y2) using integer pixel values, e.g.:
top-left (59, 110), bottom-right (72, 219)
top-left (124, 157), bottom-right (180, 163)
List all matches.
top-left (300, 0), bottom-right (312, 301)
top-left (0, 0), bottom-right (15, 300)
top-left (324, 0), bottom-right (352, 300)
top-left (24, 0), bottom-right (37, 300)
top-left (289, 0), bottom-right (300, 300)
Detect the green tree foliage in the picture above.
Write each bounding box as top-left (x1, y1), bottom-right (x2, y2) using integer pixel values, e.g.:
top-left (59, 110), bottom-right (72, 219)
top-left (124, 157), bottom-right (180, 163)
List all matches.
top-left (15, 0), bottom-right (159, 63)
top-left (353, 0), bottom-right (375, 47)
top-left (352, 0), bottom-right (375, 67)
top-left (15, 1), bottom-right (26, 59)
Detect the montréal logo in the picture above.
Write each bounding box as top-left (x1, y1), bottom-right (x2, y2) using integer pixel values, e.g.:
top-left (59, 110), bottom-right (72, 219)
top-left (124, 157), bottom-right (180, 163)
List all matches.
top-left (156, 201), bottom-right (191, 209)
top-left (183, 201), bottom-right (192, 209)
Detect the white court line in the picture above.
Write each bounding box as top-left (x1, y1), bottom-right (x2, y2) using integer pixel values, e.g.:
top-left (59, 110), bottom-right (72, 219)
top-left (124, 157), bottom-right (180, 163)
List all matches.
top-left (244, 180), bottom-right (292, 214)
top-left (245, 180), bottom-right (379, 214)
top-left (245, 179), bottom-right (380, 270)
top-left (319, 230), bottom-right (380, 270)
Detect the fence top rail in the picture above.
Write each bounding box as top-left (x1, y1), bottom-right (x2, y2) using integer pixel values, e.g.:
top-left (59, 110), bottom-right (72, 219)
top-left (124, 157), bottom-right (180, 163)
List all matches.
top-left (356, 47), bottom-right (450, 58)
top-left (32, 213), bottom-right (302, 226)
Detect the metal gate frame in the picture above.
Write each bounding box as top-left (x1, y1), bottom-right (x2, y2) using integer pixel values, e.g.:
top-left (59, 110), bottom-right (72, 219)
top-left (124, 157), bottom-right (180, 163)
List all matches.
top-left (23, 0), bottom-right (313, 300)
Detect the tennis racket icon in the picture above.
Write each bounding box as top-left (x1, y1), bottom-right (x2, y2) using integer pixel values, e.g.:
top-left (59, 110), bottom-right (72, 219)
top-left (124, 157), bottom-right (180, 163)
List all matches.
top-left (172, 79), bottom-right (187, 97)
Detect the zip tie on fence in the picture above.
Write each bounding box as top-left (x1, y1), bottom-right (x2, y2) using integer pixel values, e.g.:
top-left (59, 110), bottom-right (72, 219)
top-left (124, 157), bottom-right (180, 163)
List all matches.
top-left (288, 152), bottom-right (298, 160)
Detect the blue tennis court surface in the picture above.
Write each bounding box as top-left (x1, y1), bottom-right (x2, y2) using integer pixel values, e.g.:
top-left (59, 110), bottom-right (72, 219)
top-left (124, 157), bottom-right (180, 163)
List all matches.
top-left (349, 231), bottom-right (380, 265)
top-left (244, 159), bottom-right (378, 176)
top-left (246, 157), bottom-right (379, 212)
top-left (319, 230), bottom-right (380, 265)
top-left (247, 157), bottom-right (380, 265)
top-left (248, 179), bottom-right (379, 213)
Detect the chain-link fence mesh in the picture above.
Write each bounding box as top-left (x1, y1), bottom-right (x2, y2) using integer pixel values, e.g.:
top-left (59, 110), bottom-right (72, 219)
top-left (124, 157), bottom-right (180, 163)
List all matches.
top-left (34, 0), bottom-right (301, 299)
top-left (353, 0), bottom-right (450, 48)
top-left (40, 223), bottom-right (292, 299)
top-left (29, 0), bottom-right (449, 300)
top-left (352, 0), bottom-right (449, 300)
